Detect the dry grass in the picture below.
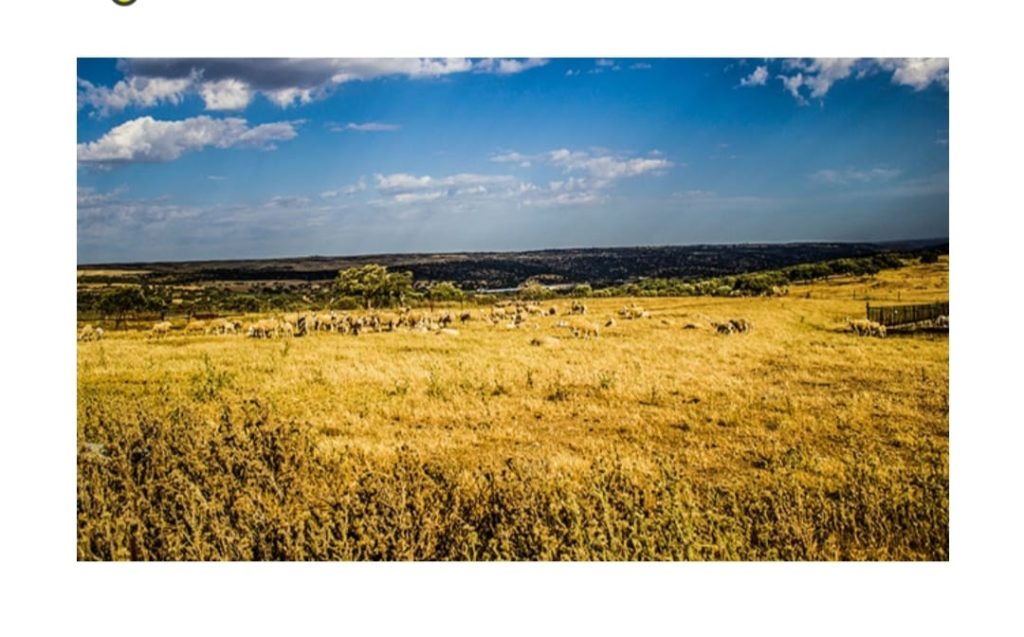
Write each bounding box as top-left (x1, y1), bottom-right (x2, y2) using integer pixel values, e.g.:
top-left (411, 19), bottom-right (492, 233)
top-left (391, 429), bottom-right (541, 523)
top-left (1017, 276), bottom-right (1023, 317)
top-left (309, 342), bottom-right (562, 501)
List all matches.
top-left (78, 259), bottom-right (948, 560)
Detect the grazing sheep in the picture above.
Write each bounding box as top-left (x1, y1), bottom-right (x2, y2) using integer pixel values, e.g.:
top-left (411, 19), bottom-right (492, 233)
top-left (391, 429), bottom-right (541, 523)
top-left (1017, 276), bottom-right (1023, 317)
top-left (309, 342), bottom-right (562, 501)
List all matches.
top-left (548, 307), bottom-right (558, 316)
top-left (78, 325), bottom-right (96, 342)
top-left (713, 322), bottom-right (735, 335)
top-left (566, 319), bottom-right (599, 339)
top-left (150, 321), bottom-right (172, 338)
top-left (729, 318), bottom-right (752, 333)
top-left (184, 320), bottom-right (207, 335)
top-left (570, 301), bottom-right (587, 315)
top-left (459, 311), bottom-right (473, 323)
top-left (847, 318), bottom-right (887, 338)
top-left (95, 327), bottom-right (104, 341)
top-left (618, 304), bottom-right (649, 320)
top-left (604, 318), bottom-right (616, 328)
top-left (247, 319), bottom-right (280, 338)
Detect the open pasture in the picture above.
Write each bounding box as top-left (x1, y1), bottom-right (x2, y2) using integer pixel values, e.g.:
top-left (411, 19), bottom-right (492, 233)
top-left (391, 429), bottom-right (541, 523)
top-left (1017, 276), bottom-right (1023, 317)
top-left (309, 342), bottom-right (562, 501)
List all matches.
top-left (77, 260), bottom-right (948, 560)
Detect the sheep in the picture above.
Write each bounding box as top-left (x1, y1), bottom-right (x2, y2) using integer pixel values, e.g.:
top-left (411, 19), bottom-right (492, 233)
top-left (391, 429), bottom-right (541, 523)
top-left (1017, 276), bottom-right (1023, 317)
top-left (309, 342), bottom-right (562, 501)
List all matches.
top-left (150, 321), bottom-right (172, 338)
top-left (184, 320), bottom-right (207, 335)
top-left (78, 325), bottom-right (96, 342)
top-left (729, 318), bottom-right (752, 333)
top-left (683, 323), bottom-right (700, 330)
top-left (570, 301), bottom-right (587, 315)
top-left (529, 335), bottom-right (561, 347)
top-left (438, 312), bottom-right (454, 328)
top-left (713, 321), bottom-right (735, 335)
top-left (566, 319), bottom-right (599, 339)
top-left (618, 304), bottom-right (649, 320)
top-left (847, 318), bottom-right (887, 338)
top-left (459, 311), bottom-right (473, 323)
top-left (604, 318), bottom-right (616, 328)
top-left (935, 315), bottom-right (949, 328)
top-left (247, 319), bottom-right (280, 338)
top-left (548, 307), bottom-right (558, 316)
top-left (94, 327), bottom-right (104, 341)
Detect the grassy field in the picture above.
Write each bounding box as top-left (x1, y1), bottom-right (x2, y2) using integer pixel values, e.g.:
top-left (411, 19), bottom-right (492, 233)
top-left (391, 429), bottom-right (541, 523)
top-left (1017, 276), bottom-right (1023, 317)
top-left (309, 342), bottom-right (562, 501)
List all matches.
top-left (77, 258), bottom-right (948, 560)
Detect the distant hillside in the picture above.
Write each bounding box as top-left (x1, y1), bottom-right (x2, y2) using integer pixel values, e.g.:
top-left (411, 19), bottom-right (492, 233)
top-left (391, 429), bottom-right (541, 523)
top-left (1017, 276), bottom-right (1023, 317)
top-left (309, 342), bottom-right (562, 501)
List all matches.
top-left (79, 239), bottom-right (948, 290)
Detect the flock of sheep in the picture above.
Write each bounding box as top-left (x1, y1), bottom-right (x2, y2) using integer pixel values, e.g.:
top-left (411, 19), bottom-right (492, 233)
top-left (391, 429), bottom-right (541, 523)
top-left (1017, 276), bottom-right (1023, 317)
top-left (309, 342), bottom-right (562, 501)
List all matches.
top-left (77, 300), bottom-right (766, 345)
top-left (845, 314), bottom-right (948, 338)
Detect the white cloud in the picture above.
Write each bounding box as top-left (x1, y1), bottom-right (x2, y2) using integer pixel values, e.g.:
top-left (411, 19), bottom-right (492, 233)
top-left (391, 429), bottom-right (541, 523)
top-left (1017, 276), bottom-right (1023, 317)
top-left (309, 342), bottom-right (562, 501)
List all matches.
top-left (77, 76), bottom-right (191, 117)
top-left (547, 148), bottom-right (673, 180)
top-left (595, 59), bottom-right (616, 67)
top-left (629, 62), bottom-right (652, 70)
top-left (77, 116), bottom-right (301, 165)
top-left (740, 66), bottom-right (768, 87)
top-left (199, 78), bottom-right (253, 110)
top-left (375, 172), bottom-right (514, 194)
top-left (393, 191), bottom-right (447, 204)
top-left (766, 58), bottom-right (948, 103)
top-left (331, 122), bottom-right (400, 132)
top-left (474, 58), bottom-right (549, 75)
top-left (490, 151), bottom-right (534, 167)
top-left (802, 58), bottom-right (857, 98)
top-left (778, 73), bottom-right (807, 104)
top-left (878, 58), bottom-right (949, 91)
top-left (813, 167), bottom-right (902, 185)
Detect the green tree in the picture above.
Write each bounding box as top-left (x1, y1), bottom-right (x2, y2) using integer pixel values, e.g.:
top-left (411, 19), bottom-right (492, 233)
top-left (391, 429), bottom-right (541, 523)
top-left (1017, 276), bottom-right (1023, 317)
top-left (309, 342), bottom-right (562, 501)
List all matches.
top-left (518, 281), bottom-right (552, 301)
top-left (335, 264), bottom-right (414, 309)
top-left (98, 286), bottom-right (147, 329)
top-left (427, 281), bottom-right (464, 309)
top-left (570, 283), bottom-right (593, 297)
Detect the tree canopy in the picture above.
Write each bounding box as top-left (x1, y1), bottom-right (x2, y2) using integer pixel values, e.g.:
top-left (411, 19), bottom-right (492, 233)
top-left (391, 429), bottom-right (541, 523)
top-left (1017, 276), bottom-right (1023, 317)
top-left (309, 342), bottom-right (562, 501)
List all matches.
top-left (335, 264), bottom-right (413, 309)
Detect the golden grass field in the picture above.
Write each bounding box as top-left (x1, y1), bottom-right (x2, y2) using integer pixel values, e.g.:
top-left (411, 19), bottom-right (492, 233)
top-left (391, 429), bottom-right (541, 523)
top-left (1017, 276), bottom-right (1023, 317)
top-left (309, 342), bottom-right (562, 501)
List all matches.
top-left (77, 258), bottom-right (948, 560)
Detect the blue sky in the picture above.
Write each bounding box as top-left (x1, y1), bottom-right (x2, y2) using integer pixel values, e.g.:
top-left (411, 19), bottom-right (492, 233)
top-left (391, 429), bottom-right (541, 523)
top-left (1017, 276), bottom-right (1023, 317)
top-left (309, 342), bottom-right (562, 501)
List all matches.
top-left (77, 58), bottom-right (948, 264)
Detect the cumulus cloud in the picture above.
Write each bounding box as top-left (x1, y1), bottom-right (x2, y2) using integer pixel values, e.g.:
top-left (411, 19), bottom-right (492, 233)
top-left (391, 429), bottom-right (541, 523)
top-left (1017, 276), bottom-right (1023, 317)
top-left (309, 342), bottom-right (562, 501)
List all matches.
top-left (79, 58), bottom-right (549, 115)
top-left (813, 167), bottom-right (902, 185)
top-left (877, 58), bottom-right (949, 91)
top-left (739, 66), bottom-right (768, 87)
top-left (198, 78), bottom-right (253, 110)
top-left (77, 115), bottom-right (301, 165)
top-left (767, 58), bottom-right (949, 103)
top-left (330, 122), bottom-right (401, 132)
top-left (77, 76), bottom-right (191, 117)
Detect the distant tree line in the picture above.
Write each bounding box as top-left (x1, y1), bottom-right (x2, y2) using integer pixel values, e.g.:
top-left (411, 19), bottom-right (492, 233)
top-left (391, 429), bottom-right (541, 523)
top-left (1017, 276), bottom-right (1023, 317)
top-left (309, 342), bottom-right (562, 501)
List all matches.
top-left (78, 251), bottom-right (934, 322)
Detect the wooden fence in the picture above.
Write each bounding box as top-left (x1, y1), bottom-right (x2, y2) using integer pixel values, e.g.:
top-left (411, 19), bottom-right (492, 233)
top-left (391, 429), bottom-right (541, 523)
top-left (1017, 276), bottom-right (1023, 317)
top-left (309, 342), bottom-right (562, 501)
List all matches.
top-left (866, 301), bottom-right (948, 327)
